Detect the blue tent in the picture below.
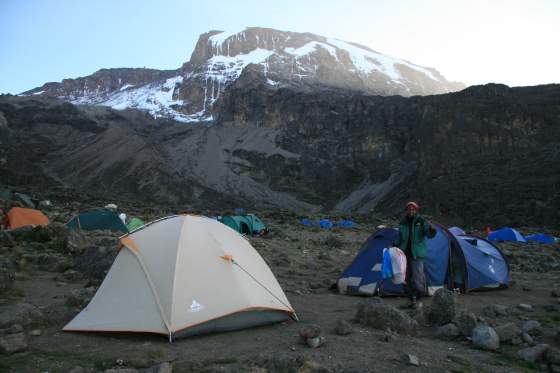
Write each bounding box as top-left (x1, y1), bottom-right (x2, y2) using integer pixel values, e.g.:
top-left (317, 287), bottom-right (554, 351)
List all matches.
top-left (449, 226), bottom-right (466, 236)
top-left (487, 227), bottom-right (526, 243)
top-left (337, 223), bottom-right (509, 296)
top-left (319, 219), bottom-right (334, 229)
top-left (525, 233), bottom-right (555, 244)
top-left (338, 220), bottom-right (357, 228)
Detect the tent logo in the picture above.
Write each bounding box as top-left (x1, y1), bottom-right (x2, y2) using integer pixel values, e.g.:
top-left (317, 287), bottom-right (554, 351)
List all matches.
top-left (188, 299), bottom-right (204, 312)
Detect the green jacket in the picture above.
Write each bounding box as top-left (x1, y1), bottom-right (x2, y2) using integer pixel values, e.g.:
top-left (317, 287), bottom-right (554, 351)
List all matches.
top-left (394, 214), bottom-right (436, 259)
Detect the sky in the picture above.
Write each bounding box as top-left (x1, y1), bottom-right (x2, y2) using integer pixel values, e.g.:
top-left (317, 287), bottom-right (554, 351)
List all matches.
top-left (1, 0), bottom-right (559, 94)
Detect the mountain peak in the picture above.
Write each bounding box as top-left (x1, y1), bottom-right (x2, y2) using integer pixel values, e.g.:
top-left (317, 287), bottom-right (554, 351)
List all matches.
top-left (23, 27), bottom-right (465, 123)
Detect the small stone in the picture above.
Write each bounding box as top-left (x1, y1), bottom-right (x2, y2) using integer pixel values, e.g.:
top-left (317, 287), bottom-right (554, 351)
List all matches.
top-left (522, 286), bottom-right (532, 292)
top-left (511, 336), bottom-right (523, 346)
top-left (306, 336), bottom-right (325, 348)
top-left (335, 319), bottom-right (353, 336)
top-left (355, 299), bottom-right (418, 335)
top-left (29, 329), bottom-right (41, 336)
top-left (0, 332), bottom-right (28, 354)
top-left (472, 325), bottom-right (500, 351)
top-left (522, 320), bottom-right (542, 336)
top-left (436, 323), bottom-right (460, 340)
top-left (299, 324), bottom-right (321, 340)
top-left (62, 269), bottom-right (83, 281)
top-left (552, 290), bottom-right (560, 298)
top-left (517, 344), bottom-right (549, 363)
top-left (6, 324), bottom-right (24, 334)
top-left (400, 353), bottom-right (420, 367)
top-left (521, 333), bottom-right (534, 345)
top-left (380, 333), bottom-right (397, 342)
top-left (518, 304), bottom-right (533, 311)
top-left (151, 362), bottom-right (172, 373)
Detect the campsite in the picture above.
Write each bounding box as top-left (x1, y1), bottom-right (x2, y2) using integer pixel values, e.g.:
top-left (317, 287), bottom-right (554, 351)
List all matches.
top-left (1, 188), bottom-right (560, 372)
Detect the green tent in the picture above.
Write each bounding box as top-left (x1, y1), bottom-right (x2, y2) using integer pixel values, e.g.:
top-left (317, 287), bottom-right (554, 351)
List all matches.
top-left (14, 192), bottom-right (35, 208)
top-left (126, 217), bottom-right (145, 232)
top-left (67, 209), bottom-right (128, 234)
top-left (220, 214), bottom-right (266, 235)
top-left (0, 187), bottom-right (13, 201)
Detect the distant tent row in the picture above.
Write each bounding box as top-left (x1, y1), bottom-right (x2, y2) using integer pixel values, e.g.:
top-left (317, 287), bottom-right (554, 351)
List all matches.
top-left (487, 227), bottom-right (556, 244)
top-left (219, 214), bottom-right (266, 235)
top-left (66, 209), bottom-right (145, 234)
top-left (338, 222), bottom-right (510, 296)
top-left (300, 218), bottom-right (357, 229)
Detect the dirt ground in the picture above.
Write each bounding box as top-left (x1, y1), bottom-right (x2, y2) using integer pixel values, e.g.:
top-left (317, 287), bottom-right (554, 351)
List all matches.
top-left (1, 215), bottom-right (559, 372)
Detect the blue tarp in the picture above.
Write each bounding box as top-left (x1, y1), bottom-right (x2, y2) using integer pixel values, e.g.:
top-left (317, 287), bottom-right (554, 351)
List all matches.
top-left (487, 227), bottom-right (526, 242)
top-left (337, 224), bottom-right (509, 296)
top-left (525, 233), bottom-right (555, 244)
top-left (300, 218), bottom-right (313, 226)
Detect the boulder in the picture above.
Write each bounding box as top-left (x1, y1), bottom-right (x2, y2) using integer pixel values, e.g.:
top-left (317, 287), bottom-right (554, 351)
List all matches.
top-left (0, 332), bottom-right (27, 354)
top-left (472, 325), bottom-right (500, 351)
top-left (518, 303), bottom-right (533, 311)
top-left (522, 320), bottom-right (542, 336)
top-left (494, 323), bottom-right (522, 343)
top-left (517, 344), bottom-right (549, 363)
top-left (436, 323), bottom-right (460, 340)
top-left (427, 288), bottom-right (456, 325)
top-left (335, 319), bottom-right (353, 336)
top-left (454, 311), bottom-right (478, 336)
top-left (74, 246), bottom-right (118, 281)
top-left (355, 299), bottom-right (418, 335)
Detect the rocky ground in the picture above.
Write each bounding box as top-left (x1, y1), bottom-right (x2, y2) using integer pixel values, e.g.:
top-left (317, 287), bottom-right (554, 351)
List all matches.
top-left (1, 193), bottom-right (560, 372)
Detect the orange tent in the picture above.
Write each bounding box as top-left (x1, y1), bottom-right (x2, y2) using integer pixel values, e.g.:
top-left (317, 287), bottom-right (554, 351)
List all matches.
top-left (7, 207), bottom-right (49, 230)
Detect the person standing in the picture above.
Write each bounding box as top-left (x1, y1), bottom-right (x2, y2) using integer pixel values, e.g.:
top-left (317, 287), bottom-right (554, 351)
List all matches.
top-left (394, 201), bottom-right (436, 308)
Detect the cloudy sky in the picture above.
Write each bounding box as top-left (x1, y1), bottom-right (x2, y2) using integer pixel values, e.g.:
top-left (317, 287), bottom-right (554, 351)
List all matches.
top-left (1, 0), bottom-right (559, 93)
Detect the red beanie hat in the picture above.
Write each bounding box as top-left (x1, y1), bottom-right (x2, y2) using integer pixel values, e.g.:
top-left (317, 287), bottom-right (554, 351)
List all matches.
top-left (406, 201), bottom-right (419, 210)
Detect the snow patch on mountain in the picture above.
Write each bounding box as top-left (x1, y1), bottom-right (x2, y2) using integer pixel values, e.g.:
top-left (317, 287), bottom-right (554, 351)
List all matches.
top-left (285, 41), bottom-right (339, 61)
top-left (206, 48), bottom-right (275, 82)
top-left (97, 76), bottom-right (209, 123)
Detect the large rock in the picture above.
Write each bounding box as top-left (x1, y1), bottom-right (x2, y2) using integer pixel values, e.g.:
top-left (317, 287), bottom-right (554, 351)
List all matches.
top-left (454, 311), bottom-right (478, 336)
top-left (0, 332), bottom-right (28, 354)
top-left (472, 325), bottom-right (500, 351)
top-left (74, 246), bottom-right (118, 280)
top-left (494, 323), bottom-right (522, 343)
top-left (335, 319), bottom-right (353, 336)
top-left (436, 323), bottom-right (460, 340)
top-left (517, 344), bottom-right (549, 363)
top-left (355, 299), bottom-right (418, 335)
top-left (0, 303), bottom-right (46, 328)
top-left (428, 288), bottom-right (456, 325)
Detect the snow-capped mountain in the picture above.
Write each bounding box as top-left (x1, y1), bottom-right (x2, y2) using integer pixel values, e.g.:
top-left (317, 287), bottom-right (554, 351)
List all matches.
top-left (23, 27), bottom-right (465, 123)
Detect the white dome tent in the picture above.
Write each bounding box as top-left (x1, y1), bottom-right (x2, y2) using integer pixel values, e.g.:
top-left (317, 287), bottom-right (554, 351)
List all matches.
top-left (64, 215), bottom-right (296, 340)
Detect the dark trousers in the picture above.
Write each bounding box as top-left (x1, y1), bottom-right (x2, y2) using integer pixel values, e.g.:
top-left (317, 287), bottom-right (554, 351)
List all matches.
top-left (405, 254), bottom-right (426, 300)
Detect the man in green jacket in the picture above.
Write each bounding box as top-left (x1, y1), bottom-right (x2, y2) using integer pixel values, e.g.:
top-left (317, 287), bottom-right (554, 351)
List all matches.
top-left (394, 201), bottom-right (436, 308)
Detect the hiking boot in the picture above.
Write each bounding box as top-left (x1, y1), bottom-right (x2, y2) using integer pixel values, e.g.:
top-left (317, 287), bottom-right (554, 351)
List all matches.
top-left (408, 297), bottom-right (417, 309)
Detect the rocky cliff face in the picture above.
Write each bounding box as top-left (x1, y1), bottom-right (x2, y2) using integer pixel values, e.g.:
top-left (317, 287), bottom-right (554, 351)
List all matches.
top-left (23, 27), bottom-right (464, 122)
top-left (2, 82), bottom-right (560, 227)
